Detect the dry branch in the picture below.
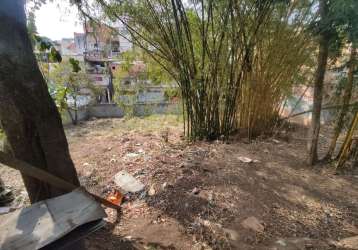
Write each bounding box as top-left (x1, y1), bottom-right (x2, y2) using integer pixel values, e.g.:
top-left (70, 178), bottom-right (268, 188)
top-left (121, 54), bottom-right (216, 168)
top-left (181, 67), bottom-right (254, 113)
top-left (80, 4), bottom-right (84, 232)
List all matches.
top-left (0, 151), bottom-right (121, 210)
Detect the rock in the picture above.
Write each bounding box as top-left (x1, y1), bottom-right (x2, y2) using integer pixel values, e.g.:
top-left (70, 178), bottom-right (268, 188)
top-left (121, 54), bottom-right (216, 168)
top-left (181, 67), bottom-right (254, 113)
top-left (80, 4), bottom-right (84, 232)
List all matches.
top-left (238, 156), bottom-right (253, 163)
top-left (162, 182), bottom-right (168, 189)
top-left (124, 235), bottom-right (132, 240)
top-left (238, 156), bottom-right (260, 163)
top-left (148, 185), bottom-right (156, 196)
top-left (81, 169), bottom-right (94, 178)
top-left (335, 235), bottom-right (358, 249)
top-left (125, 153), bottom-right (139, 158)
top-left (201, 219), bottom-right (212, 227)
top-left (271, 238), bottom-right (329, 250)
top-left (241, 216), bottom-right (264, 233)
top-left (264, 149), bottom-right (269, 153)
top-left (110, 158), bottom-right (117, 163)
top-left (208, 191), bottom-right (214, 202)
top-left (114, 171), bottom-right (145, 194)
top-left (223, 228), bottom-right (239, 241)
top-left (191, 187), bottom-right (200, 195)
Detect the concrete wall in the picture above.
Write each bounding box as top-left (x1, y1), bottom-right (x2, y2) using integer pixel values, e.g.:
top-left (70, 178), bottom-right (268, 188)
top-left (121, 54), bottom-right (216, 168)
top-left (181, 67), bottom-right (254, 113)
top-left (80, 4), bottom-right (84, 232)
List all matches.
top-left (61, 102), bottom-right (180, 125)
top-left (133, 102), bottom-right (181, 116)
top-left (62, 104), bottom-right (124, 125)
top-left (88, 104), bottom-right (124, 118)
top-left (137, 89), bottom-right (165, 103)
top-left (62, 107), bottom-right (89, 125)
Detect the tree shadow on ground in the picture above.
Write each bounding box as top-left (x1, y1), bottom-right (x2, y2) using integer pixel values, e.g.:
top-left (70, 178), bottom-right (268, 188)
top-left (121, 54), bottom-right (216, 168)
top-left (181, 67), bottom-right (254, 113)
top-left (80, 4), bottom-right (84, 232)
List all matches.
top-left (143, 145), bottom-right (358, 249)
top-left (85, 220), bottom-right (177, 250)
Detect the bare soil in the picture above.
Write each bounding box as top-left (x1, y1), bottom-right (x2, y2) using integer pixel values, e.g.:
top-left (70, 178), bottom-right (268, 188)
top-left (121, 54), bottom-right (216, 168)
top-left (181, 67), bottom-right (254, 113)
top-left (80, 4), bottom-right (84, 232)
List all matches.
top-left (1, 115), bottom-right (358, 249)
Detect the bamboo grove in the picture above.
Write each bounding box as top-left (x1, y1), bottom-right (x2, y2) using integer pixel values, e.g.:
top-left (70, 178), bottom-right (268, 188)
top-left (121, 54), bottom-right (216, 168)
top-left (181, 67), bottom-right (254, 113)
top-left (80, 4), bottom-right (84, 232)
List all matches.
top-left (78, 0), bottom-right (316, 140)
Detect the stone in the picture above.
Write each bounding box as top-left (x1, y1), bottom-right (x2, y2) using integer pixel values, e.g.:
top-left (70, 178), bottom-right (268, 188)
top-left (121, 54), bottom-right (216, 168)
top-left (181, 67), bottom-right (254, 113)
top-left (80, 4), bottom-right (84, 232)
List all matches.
top-left (208, 191), bottom-right (214, 202)
top-left (148, 185), bottom-right (156, 196)
top-left (241, 216), bottom-right (264, 233)
top-left (270, 238), bottom-right (329, 250)
top-left (125, 153), bottom-right (139, 158)
top-left (238, 156), bottom-right (253, 163)
top-left (114, 171), bottom-right (145, 194)
top-left (223, 228), bottom-right (239, 241)
top-left (191, 187), bottom-right (200, 195)
top-left (238, 156), bottom-right (259, 163)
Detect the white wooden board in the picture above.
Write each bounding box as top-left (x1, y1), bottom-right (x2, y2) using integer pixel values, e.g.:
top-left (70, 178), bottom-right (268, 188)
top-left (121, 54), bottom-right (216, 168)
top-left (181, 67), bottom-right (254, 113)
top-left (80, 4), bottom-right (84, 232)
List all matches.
top-left (0, 188), bottom-right (106, 250)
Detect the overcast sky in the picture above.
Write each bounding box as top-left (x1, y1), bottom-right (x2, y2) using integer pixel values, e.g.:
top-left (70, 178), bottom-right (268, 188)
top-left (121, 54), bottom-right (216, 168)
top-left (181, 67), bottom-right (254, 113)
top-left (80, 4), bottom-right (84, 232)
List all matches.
top-left (34, 1), bottom-right (83, 41)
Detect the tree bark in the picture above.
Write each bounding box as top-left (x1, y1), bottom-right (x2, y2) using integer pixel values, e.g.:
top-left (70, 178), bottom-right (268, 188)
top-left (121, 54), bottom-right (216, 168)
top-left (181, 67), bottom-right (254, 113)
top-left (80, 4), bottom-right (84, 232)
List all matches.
top-left (324, 44), bottom-right (356, 160)
top-left (353, 139), bottom-right (358, 169)
top-left (308, 0), bottom-right (330, 165)
top-left (0, 0), bottom-right (80, 203)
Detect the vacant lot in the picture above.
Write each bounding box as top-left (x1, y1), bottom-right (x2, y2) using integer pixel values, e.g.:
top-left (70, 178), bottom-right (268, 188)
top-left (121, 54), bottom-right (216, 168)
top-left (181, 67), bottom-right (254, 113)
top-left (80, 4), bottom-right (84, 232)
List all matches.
top-left (1, 115), bottom-right (358, 249)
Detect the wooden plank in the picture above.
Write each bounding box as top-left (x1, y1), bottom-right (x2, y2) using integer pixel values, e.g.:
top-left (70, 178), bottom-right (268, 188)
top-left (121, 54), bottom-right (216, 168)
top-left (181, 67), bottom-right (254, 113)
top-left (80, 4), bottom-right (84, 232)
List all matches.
top-left (0, 151), bottom-right (121, 210)
top-left (0, 188), bottom-right (106, 250)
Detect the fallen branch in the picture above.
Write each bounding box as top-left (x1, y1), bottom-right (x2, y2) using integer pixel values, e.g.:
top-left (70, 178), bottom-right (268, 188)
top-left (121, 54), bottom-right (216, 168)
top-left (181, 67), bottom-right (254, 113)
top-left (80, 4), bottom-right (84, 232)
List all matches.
top-left (281, 102), bottom-right (358, 120)
top-left (0, 151), bottom-right (121, 210)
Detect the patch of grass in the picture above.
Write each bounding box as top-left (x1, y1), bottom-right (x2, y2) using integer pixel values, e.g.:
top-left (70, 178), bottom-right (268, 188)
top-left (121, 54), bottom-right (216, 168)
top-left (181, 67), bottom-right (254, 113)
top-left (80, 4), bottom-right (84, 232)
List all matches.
top-left (65, 114), bottom-right (184, 140)
top-left (112, 114), bottom-right (183, 134)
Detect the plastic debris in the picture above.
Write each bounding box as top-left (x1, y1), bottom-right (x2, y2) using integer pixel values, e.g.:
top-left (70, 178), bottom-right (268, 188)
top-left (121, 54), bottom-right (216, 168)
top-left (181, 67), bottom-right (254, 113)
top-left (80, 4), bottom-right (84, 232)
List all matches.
top-left (238, 156), bottom-right (260, 163)
top-left (106, 190), bottom-right (124, 205)
top-left (114, 171), bottom-right (145, 193)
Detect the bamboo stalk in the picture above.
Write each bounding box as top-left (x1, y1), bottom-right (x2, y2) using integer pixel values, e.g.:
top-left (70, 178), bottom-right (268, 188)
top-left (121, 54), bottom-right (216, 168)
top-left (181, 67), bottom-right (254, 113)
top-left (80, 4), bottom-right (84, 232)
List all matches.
top-left (336, 112), bottom-right (358, 170)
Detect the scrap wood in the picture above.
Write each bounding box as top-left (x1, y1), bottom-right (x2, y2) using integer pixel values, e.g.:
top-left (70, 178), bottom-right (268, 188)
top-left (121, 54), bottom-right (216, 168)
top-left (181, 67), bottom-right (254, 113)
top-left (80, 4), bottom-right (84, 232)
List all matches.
top-left (0, 188), bottom-right (106, 250)
top-left (0, 151), bottom-right (121, 210)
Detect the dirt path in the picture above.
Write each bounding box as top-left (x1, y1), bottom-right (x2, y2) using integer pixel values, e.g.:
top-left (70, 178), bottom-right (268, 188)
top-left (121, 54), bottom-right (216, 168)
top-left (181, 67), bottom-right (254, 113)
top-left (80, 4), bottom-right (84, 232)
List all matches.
top-left (1, 116), bottom-right (358, 249)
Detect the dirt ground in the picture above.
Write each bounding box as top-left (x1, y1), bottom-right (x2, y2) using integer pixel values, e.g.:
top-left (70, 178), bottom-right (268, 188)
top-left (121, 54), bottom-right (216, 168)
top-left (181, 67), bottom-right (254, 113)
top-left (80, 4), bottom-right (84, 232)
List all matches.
top-left (1, 115), bottom-right (358, 249)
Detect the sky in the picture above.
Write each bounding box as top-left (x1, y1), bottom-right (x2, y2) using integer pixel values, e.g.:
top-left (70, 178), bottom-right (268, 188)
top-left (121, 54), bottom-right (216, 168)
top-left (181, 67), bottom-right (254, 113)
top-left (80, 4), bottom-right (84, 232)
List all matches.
top-left (33, 1), bottom-right (83, 41)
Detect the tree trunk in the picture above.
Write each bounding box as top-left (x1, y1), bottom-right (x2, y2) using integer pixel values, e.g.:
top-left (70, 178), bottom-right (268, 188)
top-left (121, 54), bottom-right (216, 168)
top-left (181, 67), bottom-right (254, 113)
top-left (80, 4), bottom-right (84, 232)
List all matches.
top-left (307, 0), bottom-right (330, 165)
top-left (353, 139), bottom-right (358, 169)
top-left (74, 96), bottom-right (78, 125)
top-left (0, 0), bottom-right (80, 203)
top-left (324, 44), bottom-right (356, 160)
